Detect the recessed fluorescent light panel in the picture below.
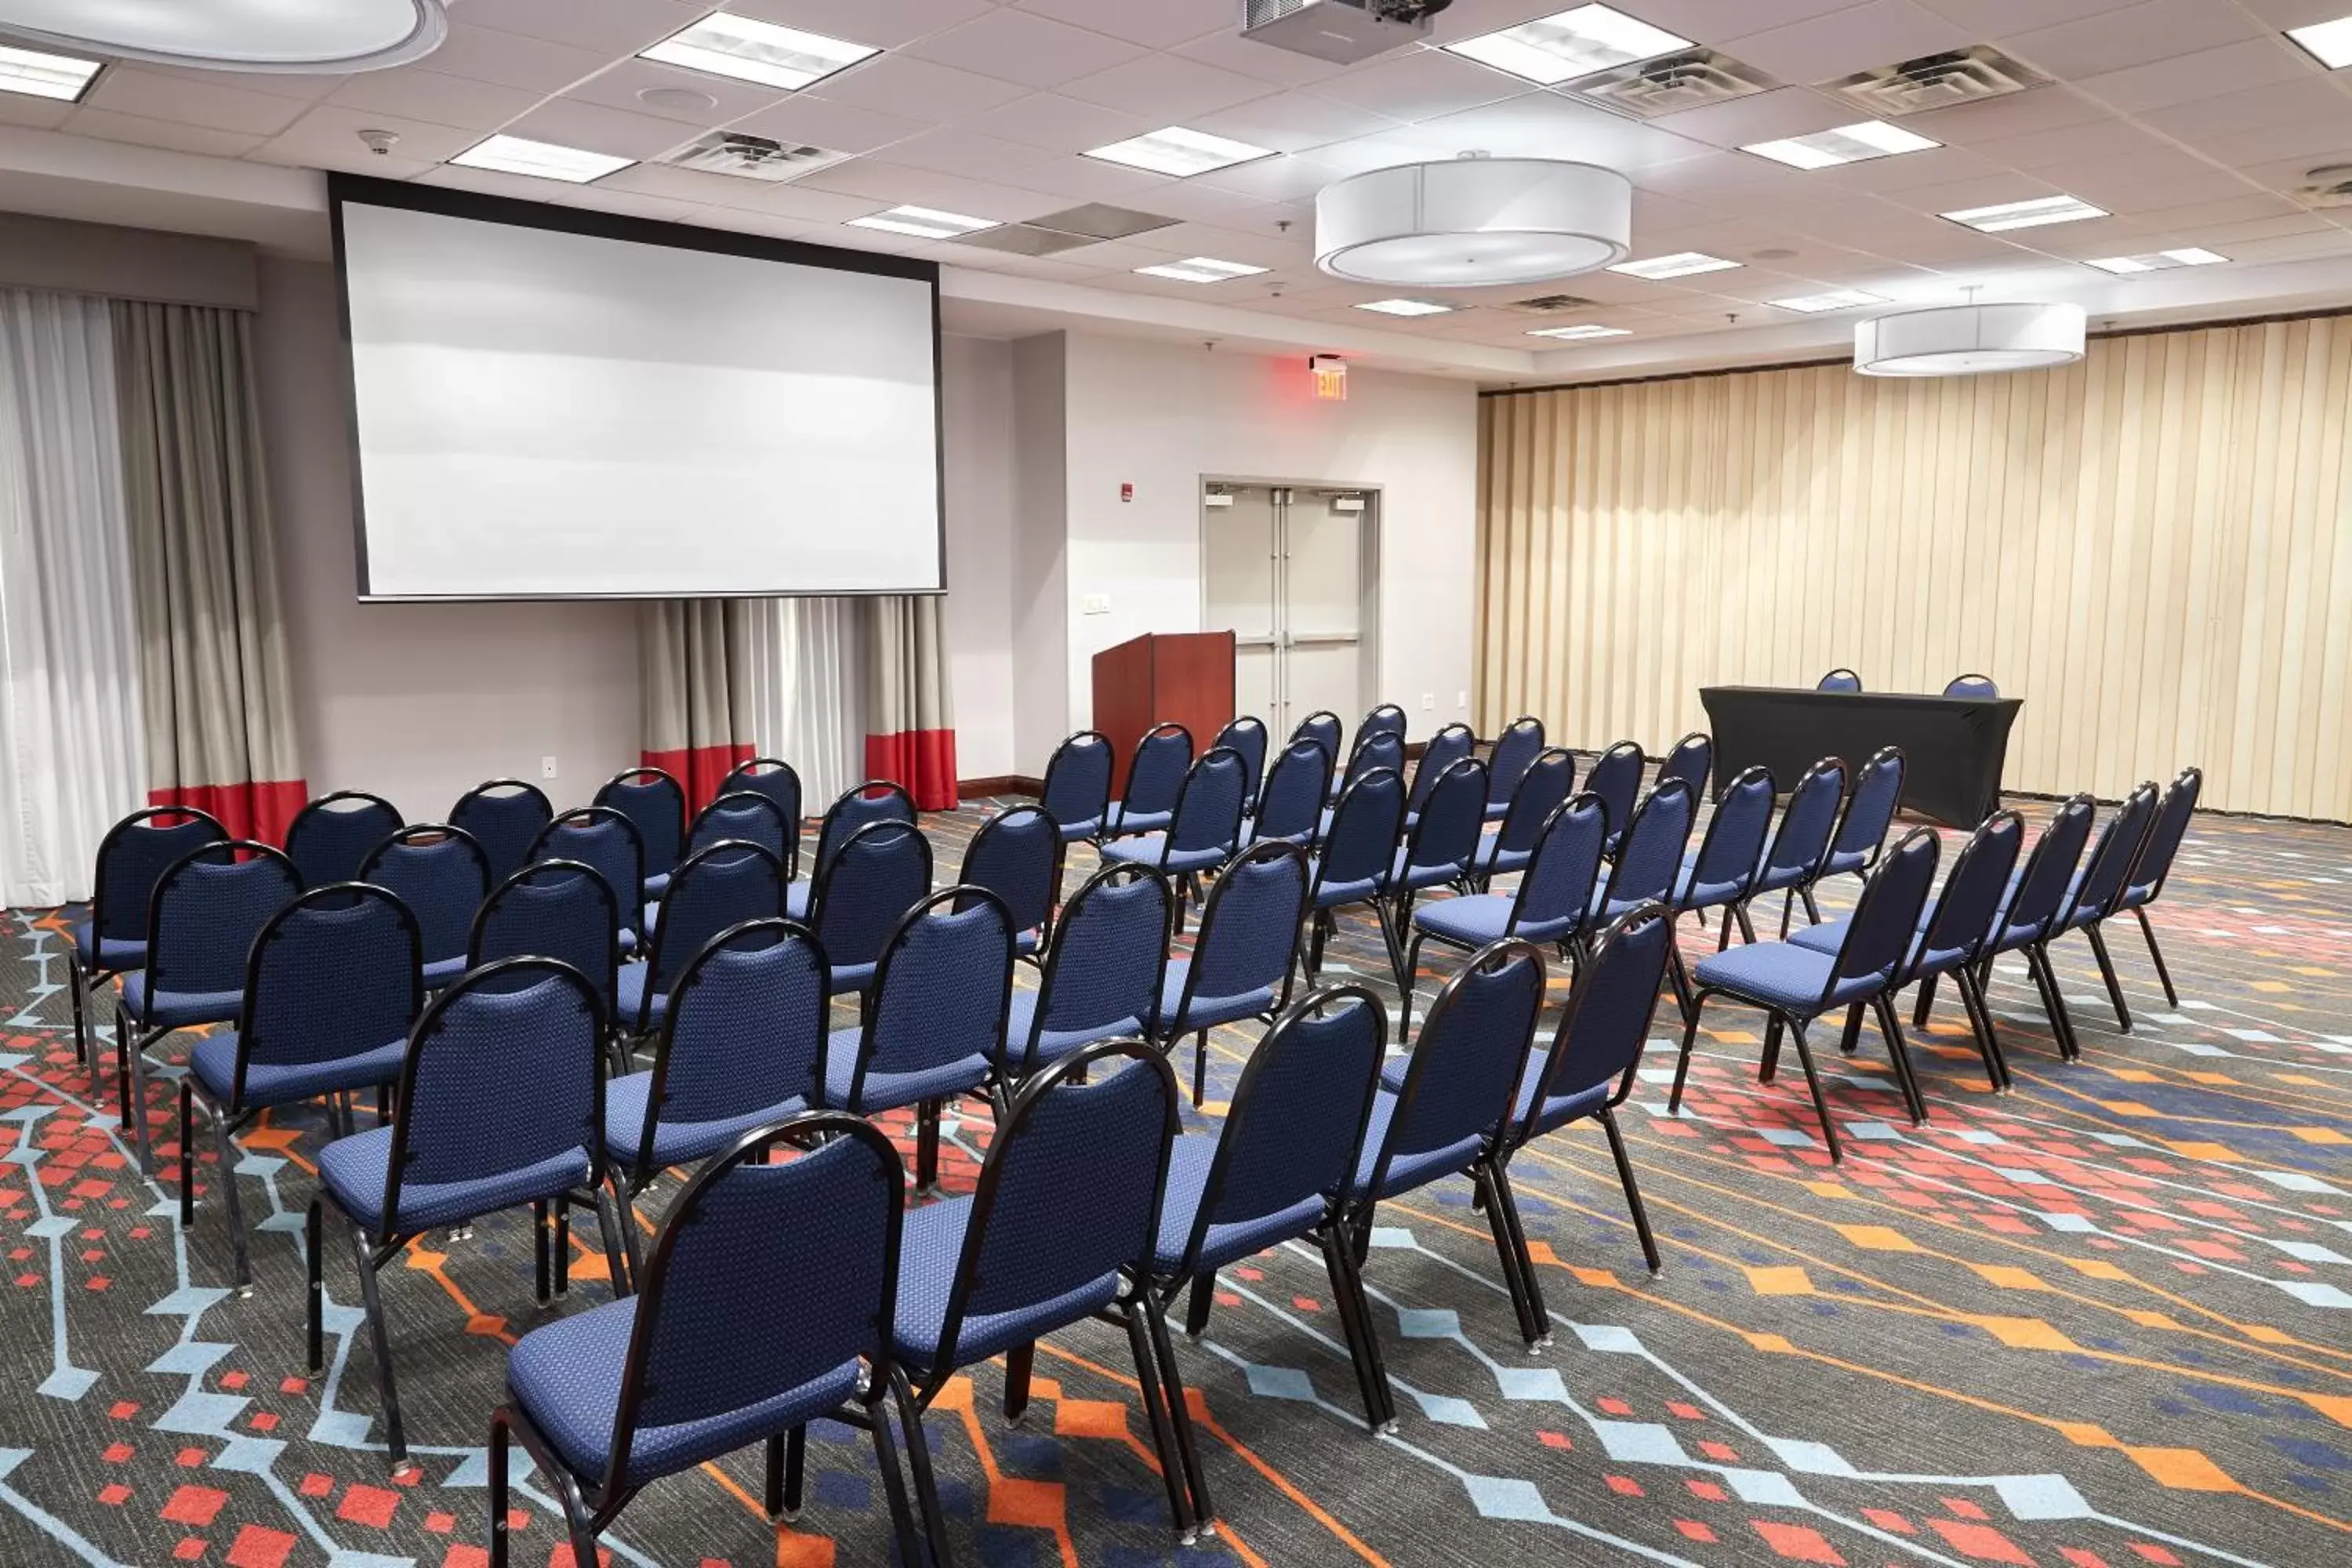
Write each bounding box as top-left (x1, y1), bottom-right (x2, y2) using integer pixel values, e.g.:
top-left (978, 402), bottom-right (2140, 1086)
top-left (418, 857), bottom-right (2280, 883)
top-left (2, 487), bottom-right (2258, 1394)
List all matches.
top-left (1607, 251), bottom-right (1740, 279)
top-left (1085, 126), bottom-right (1274, 177)
top-left (846, 205), bottom-right (998, 239)
top-left (1355, 299), bottom-right (1456, 316)
top-left (1134, 256), bottom-right (1270, 283)
top-left (450, 135), bottom-right (633, 184)
top-left (2083, 247), bottom-right (2227, 274)
top-left (0, 42), bottom-right (102, 101)
top-left (1527, 323), bottom-right (1632, 339)
top-left (1942, 194), bottom-right (2107, 232)
top-left (638, 14), bottom-right (877, 91)
top-left (1769, 289), bottom-right (1889, 313)
top-left (2286, 16), bottom-right (2352, 70)
top-left (1444, 5), bottom-right (1693, 85)
top-left (1743, 120), bottom-right (1940, 169)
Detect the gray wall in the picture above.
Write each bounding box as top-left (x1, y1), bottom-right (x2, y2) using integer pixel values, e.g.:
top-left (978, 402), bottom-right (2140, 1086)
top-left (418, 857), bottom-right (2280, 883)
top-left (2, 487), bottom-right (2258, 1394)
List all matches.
top-left (0, 212), bottom-right (256, 310)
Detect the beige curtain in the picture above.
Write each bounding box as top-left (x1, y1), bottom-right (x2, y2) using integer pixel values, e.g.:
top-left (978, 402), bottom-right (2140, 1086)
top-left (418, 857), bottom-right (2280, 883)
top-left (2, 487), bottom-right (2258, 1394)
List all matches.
top-left (638, 598), bottom-right (760, 808)
top-left (112, 300), bottom-right (303, 843)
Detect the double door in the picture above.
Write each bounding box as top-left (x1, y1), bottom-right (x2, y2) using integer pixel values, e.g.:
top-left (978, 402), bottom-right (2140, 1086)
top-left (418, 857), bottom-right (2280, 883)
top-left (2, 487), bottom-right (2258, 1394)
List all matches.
top-left (1201, 482), bottom-right (1376, 739)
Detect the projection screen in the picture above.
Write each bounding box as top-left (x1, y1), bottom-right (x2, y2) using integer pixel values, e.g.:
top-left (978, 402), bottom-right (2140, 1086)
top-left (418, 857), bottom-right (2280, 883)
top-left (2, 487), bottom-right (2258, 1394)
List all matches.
top-left (331, 176), bottom-right (943, 600)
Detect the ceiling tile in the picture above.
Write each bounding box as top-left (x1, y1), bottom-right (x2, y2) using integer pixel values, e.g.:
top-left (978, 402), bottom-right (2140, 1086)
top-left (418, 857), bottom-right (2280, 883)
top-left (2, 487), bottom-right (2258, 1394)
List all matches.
top-left (959, 93), bottom-right (1160, 156)
top-left (724, 94), bottom-right (937, 155)
top-left (2212, 0), bottom-right (2352, 28)
top-left (1726, 2), bottom-right (1974, 85)
top-left (796, 162), bottom-right (1069, 223)
top-left (1169, 27), bottom-right (1357, 89)
top-left (557, 59), bottom-right (788, 126)
top-left (0, 95), bottom-right (74, 132)
top-left (1058, 53), bottom-right (1280, 122)
top-left (2140, 76), bottom-right (2352, 147)
top-left (255, 103), bottom-right (489, 172)
top-left (720, 0), bottom-right (997, 50)
top-left (1410, 96), bottom-right (1715, 171)
top-left (1646, 86), bottom-right (1854, 150)
top-left (996, 152), bottom-right (1174, 202)
top-left (2000, 0), bottom-right (2263, 79)
top-left (866, 129), bottom-right (1058, 180)
top-left (2072, 38), bottom-right (2318, 114)
top-left (810, 54), bottom-right (1033, 121)
top-left (739, 180), bottom-right (888, 224)
top-left (62, 109), bottom-right (267, 160)
top-left (85, 67), bottom-right (312, 137)
top-left (902, 9), bottom-right (1152, 91)
top-left (418, 22), bottom-right (610, 93)
top-left (1013, 0), bottom-right (1229, 50)
top-left (1305, 48), bottom-right (1535, 122)
top-left (327, 69), bottom-right (546, 132)
top-left (1189, 152), bottom-right (1346, 203)
top-left (1918, 0), bottom-right (2143, 30)
top-left (456, 0), bottom-right (707, 55)
top-left (506, 97), bottom-right (707, 159)
top-left (596, 161), bottom-right (807, 210)
top-left (1184, 92), bottom-right (1407, 156)
top-left (1897, 85), bottom-right (2112, 147)
top-left (1968, 118), bottom-right (2180, 172)
top-left (2197, 114), bottom-right (2352, 170)
top-left (1602, 0), bottom-right (1860, 45)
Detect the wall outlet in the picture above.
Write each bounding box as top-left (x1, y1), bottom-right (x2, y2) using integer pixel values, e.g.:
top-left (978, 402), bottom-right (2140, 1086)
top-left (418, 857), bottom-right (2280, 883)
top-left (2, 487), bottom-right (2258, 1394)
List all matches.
top-left (1082, 593), bottom-right (1111, 615)
top-left (540, 756), bottom-right (559, 779)
top-left (1420, 692), bottom-right (1436, 711)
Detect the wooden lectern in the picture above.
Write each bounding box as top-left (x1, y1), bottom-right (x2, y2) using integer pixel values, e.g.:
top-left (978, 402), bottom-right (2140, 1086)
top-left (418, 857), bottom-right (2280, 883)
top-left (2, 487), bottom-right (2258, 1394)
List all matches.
top-left (1091, 631), bottom-right (1236, 791)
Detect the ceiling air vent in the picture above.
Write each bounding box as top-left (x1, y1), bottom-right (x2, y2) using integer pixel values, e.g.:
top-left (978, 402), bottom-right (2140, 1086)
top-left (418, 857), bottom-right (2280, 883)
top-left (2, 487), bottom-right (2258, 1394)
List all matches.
top-left (952, 203), bottom-right (1178, 256)
top-left (2292, 163), bottom-right (2352, 209)
top-left (1830, 46), bottom-right (2047, 117)
top-left (1504, 293), bottom-right (1602, 314)
top-left (1563, 49), bottom-right (1773, 118)
top-left (662, 132), bottom-right (850, 183)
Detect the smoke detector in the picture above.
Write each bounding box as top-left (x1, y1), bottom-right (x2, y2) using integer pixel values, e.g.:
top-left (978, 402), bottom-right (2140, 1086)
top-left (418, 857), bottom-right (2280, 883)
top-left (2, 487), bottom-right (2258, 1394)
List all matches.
top-left (661, 132), bottom-right (849, 183)
top-left (1831, 45), bottom-right (2046, 117)
top-left (2293, 163), bottom-right (2352, 209)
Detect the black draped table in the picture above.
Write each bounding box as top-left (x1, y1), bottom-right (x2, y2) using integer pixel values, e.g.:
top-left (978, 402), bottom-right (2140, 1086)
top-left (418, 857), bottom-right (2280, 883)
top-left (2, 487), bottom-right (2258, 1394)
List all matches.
top-left (1698, 687), bottom-right (2024, 828)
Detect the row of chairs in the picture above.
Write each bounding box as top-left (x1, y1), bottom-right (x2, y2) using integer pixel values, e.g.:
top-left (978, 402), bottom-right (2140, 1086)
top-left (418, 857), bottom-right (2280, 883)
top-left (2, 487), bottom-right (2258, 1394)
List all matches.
top-left (1818, 669), bottom-right (2000, 699)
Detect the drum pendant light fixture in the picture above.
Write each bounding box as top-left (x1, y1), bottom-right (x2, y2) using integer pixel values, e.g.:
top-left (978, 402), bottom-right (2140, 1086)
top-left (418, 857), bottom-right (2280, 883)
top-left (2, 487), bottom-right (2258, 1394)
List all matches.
top-left (1315, 154), bottom-right (1633, 288)
top-left (1854, 301), bottom-right (2086, 377)
top-left (0, 0), bottom-right (447, 73)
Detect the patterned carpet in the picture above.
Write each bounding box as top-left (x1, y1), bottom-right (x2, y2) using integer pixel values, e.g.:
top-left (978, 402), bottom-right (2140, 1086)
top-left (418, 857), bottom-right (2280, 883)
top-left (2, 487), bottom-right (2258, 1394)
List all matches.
top-left (2, 797), bottom-right (2349, 1568)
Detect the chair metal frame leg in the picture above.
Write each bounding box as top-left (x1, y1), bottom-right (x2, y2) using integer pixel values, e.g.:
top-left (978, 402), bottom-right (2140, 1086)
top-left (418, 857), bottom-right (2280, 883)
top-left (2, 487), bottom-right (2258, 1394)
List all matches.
top-left (347, 1218), bottom-right (415, 1474)
top-left (889, 1365), bottom-right (952, 1568)
top-left (1191, 1031), bottom-right (1210, 1109)
top-left (1664, 938), bottom-right (1697, 1025)
top-left (305, 1200), bottom-right (325, 1375)
top-left (1782, 1019), bottom-right (1844, 1162)
top-left (1488, 1162), bottom-right (1553, 1339)
top-left (1472, 1160), bottom-right (1543, 1348)
top-left (2083, 922), bottom-right (2132, 1031)
top-left (1837, 1000), bottom-right (1866, 1057)
top-left (2132, 906), bottom-right (2179, 1008)
top-left (1597, 1106), bottom-right (1661, 1275)
top-left (1142, 1289), bottom-right (1216, 1536)
top-left (862, 1384), bottom-right (927, 1568)
top-left (1002, 1342), bottom-right (1035, 1423)
top-left (1668, 997), bottom-right (1707, 1116)
top-left (1315, 1220), bottom-right (1396, 1432)
top-left (2023, 944), bottom-right (2079, 1062)
top-left (1759, 1014), bottom-right (1785, 1084)
top-left (1952, 966), bottom-right (2010, 1091)
top-left (1870, 993), bottom-right (1927, 1125)
top-left (1912, 973), bottom-right (1939, 1029)
top-left (1396, 927), bottom-right (1429, 1042)
top-left (1798, 884), bottom-right (1824, 926)
top-left (1185, 1272), bottom-right (1215, 1339)
top-left (1118, 1293), bottom-right (1197, 1542)
top-left (1733, 902), bottom-right (1758, 946)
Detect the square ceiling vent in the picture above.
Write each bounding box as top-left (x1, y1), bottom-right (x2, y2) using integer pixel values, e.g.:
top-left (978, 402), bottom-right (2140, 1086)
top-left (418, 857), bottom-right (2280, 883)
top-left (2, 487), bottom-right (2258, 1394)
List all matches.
top-left (1830, 46), bottom-right (2047, 117)
top-left (1562, 49), bottom-right (1773, 118)
top-left (951, 202), bottom-right (1177, 255)
top-left (1502, 292), bottom-right (1604, 315)
top-left (662, 132), bottom-right (851, 182)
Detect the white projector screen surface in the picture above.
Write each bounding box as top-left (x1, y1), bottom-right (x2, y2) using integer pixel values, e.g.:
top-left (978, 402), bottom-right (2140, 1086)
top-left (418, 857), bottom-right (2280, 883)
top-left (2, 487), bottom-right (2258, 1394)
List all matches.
top-left (337, 195), bottom-right (942, 599)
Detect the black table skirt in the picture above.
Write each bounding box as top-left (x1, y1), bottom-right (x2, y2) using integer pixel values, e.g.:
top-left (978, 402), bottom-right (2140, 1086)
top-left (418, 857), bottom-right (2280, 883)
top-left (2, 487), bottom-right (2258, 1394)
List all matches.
top-left (1698, 688), bottom-right (2024, 828)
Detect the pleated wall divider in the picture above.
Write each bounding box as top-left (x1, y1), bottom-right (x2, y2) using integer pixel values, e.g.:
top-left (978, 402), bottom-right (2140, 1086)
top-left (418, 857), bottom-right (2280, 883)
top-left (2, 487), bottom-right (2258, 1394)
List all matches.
top-left (1477, 310), bottom-right (2352, 821)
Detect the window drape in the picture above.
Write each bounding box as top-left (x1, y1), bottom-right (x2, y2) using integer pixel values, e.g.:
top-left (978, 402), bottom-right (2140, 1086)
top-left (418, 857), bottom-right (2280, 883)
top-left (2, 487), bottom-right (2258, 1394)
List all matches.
top-left (0, 290), bottom-right (144, 906)
top-left (866, 593), bottom-right (957, 811)
top-left (112, 300), bottom-right (305, 843)
top-left (750, 597), bottom-right (866, 810)
top-left (638, 598), bottom-right (758, 809)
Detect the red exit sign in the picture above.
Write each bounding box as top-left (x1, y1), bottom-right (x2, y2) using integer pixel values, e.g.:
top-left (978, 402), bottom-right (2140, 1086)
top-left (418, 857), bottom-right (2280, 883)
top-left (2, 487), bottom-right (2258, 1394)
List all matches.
top-left (1309, 354), bottom-right (1347, 401)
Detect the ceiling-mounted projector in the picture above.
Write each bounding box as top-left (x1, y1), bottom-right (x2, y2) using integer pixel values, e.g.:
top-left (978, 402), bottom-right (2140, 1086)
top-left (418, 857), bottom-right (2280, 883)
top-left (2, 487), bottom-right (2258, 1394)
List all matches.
top-left (1242, 0), bottom-right (1453, 66)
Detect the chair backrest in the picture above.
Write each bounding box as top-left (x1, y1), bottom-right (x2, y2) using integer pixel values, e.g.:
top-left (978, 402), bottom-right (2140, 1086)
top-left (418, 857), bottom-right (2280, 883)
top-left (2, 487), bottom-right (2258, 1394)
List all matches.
top-left (1178, 842), bottom-right (1307, 1019)
top-left (1829, 745), bottom-right (1906, 864)
top-left (2061, 782), bottom-right (2159, 925)
top-left (89, 807), bottom-right (227, 946)
top-left (1039, 731), bottom-right (1114, 834)
top-left (230, 884), bottom-right (423, 1105)
top-left (933, 1041), bottom-right (1177, 1371)
top-left (1409, 724), bottom-right (1476, 812)
top-left (381, 957), bottom-right (606, 1232)
top-left (1817, 669), bottom-right (1862, 693)
top-left (851, 889), bottom-right (1014, 1105)
top-left (1367, 941), bottom-right (1543, 1196)
top-left (1598, 779), bottom-right (1697, 910)
top-left (605, 1114), bottom-right (901, 1492)
top-left (1253, 739), bottom-right (1333, 845)
top-left (594, 768), bottom-right (686, 880)
top-left (815, 781), bottom-right (917, 878)
top-left (1399, 757), bottom-right (1487, 877)
top-left (1315, 768), bottom-right (1406, 895)
top-left (360, 825), bottom-right (490, 967)
top-left (641, 840), bottom-right (786, 1015)
top-left (687, 791), bottom-right (791, 862)
top-left (1014, 862), bottom-right (1171, 1073)
top-left (448, 780), bottom-right (552, 887)
top-left (1583, 742), bottom-right (1646, 840)
top-left (1826, 828), bottom-right (1941, 992)
top-left (958, 805), bottom-right (1062, 942)
top-left (719, 758), bottom-right (803, 880)
top-left (811, 819), bottom-right (934, 974)
top-left (1918, 810), bottom-right (2025, 967)
top-left (1493, 748), bottom-right (1576, 856)
top-left (1171, 985), bottom-right (1385, 1276)
top-left (1212, 717), bottom-right (1269, 800)
top-left (1520, 904), bottom-right (1673, 1139)
top-left (1944, 673), bottom-right (1998, 699)
top-left (1999, 794), bottom-right (2098, 942)
top-left (640, 918), bottom-right (828, 1146)
top-left (1656, 732), bottom-right (1712, 802)
top-left (1483, 717), bottom-right (1546, 810)
top-left (1290, 710), bottom-right (1343, 766)
top-left (1684, 766), bottom-right (1776, 901)
top-left (528, 808), bottom-right (644, 927)
top-left (468, 858), bottom-right (620, 1012)
top-left (285, 791), bottom-right (403, 888)
top-left (146, 841), bottom-right (301, 1002)
top-left (1759, 757), bottom-right (1848, 884)
top-left (2124, 766), bottom-right (2202, 903)
top-left (1359, 703), bottom-right (1408, 743)
top-left (1123, 723), bottom-right (1194, 815)
top-left (1166, 747), bottom-right (1250, 858)
top-left (1341, 729), bottom-right (1406, 796)
top-left (1508, 792), bottom-right (1607, 942)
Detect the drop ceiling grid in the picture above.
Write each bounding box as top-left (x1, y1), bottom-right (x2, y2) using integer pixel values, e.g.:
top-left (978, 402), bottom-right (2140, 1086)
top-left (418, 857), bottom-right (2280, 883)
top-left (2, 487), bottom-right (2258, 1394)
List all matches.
top-left (13, 0), bottom-right (2352, 361)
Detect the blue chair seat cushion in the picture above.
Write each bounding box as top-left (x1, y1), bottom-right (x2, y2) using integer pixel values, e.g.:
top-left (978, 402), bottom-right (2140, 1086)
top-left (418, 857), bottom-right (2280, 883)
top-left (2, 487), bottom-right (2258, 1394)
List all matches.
top-left (615, 965), bottom-right (668, 1030)
top-left (1483, 800), bottom-right (1510, 823)
top-left (318, 1124), bottom-right (590, 1232)
top-left (1348, 1090), bottom-right (1486, 1201)
top-left (892, 1197), bottom-right (1120, 1370)
top-left (1102, 834), bottom-right (1226, 874)
top-left (1055, 815), bottom-right (1104, 843)
top-left (1393, 1048), bottom-right (1610, 1138)
top-left (1820, 846), bottom-right (1868, 878)
top-left (1693, 941), bottom-right (1886, 1017)
top-left (1674, 851), bottom-right (1747, 910)
top-left (827, 962), bottom-right (877, 996)
top-left (507, 1294), bottom-right (860, 1486)
top-left (1474, 834), bottom-right (1530, 878)
top-left (1306, 860), bottom-right (1380, 910)
top-left (71, 923), bottom-right (145, 973)
top-left (121, 973), bottom-right (242, 1030)
top-left (1107, 805), bottom-right (1172, 838)
top-left (191, 1030), bottom-right (407, 1110)
top-left (423, 954), bottom-right (468, 988)
top-left (604, 1070), bottom-right (807, 1174)
top-left (822, 1028), bottom-right (993, 1114)
top-left (1157, 959), bottom-right (1273, 1036)
top-left (998, 990), bottom-right (1141, 1072)
top-left (618, 927), bottom-right (640, 957)
top-left (1152, 1134), bottom-right (1327, 1274)
top-left (643, 871), bottom-right (670, 900)
top-left (785, 881), bottom-right (811, 920)
top-left (1385, 849), bottom-right (1464, 893)
top-left (1412, 895), bottom-right (1513, 949)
